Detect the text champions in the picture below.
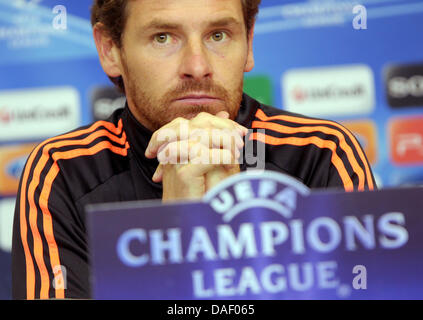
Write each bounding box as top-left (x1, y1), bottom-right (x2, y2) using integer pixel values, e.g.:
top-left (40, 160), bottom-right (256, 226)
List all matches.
top-left (116, 211), bottom-right (408, 298)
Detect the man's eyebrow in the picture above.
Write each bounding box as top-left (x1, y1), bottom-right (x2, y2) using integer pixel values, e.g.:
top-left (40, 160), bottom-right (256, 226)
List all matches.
top-left (208, 17), bottom-right (243, 28)
top-left (143, 19), bottom-right (181, 31)
top-left (141, 17), bottom-right (243, 31)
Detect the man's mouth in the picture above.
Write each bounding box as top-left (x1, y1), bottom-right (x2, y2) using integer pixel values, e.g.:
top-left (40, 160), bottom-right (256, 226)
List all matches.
top-left (173, 94), bottom-right (221, 105)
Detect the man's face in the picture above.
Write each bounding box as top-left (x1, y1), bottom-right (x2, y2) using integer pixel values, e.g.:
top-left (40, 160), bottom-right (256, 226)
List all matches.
top-left (118, 0), bottom-right (255, 131)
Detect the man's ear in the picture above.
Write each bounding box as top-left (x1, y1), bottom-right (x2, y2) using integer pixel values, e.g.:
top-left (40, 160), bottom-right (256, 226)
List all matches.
top-left (93, 23), bottom-right (123, 78)
top-left (244, 23), bottom-right (255, 73)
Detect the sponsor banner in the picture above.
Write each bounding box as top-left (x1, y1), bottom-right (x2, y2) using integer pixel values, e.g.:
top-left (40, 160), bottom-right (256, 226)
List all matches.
top-left (385, 63), bottom-right (423, 108)
top-left (0, 143), bottom-right (36, 196)
top-left (341, 120), bottom-right (378, 165)
top-left (0, 0), bottom-right (96, 66)
top-left (389, 169), bottom-right (423, 188)
top-left (255, 1), bottom-right (423, 33)
top-left (0, 197), bottom-right (16, 253)
top-left (389, 116), bottom-right (423, 165)
top-left (90, 86), bottom-right (126, 121)
top-left (88, 171), bottom-right (423, 300)
top-left (0, 86), bottom-right (80, 141)
top-left (282, 64), bottom-right (375, 117)
top-left (244, 75), bottom-right (274, 107)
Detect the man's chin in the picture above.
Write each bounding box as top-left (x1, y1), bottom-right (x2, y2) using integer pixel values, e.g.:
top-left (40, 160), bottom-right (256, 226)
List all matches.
top-left (180, 112), bottom-right (202, 120)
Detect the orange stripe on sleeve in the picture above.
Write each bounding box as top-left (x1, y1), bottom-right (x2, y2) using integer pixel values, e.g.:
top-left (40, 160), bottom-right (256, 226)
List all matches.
top-left (20, 119), bottom-right (123, 299)
top-left (250, 132), bottom-right (354, 192)
top-left (252, 120), bottom-right (366, 191)
top-left (38, 140), bottom-right (129, 299)
top-left (255, 109), bottom-right (374, 190)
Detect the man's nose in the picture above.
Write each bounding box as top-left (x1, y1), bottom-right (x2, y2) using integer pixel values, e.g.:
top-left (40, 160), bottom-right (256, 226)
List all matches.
top-left (178, 39), bottom-right (213, 81)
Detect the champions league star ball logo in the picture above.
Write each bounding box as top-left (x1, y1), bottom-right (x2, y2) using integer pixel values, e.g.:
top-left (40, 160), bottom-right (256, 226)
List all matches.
top-left (203, 171), bottom-right (310, 222)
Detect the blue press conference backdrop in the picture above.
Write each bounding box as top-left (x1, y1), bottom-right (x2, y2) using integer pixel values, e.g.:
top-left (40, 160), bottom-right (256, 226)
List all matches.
top-left (1, 0), bottom-right (423, 299)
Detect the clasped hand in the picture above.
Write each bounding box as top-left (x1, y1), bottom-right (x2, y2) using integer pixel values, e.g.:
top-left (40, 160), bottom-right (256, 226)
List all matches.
top-left (145, 111), bottom-right (248, 202)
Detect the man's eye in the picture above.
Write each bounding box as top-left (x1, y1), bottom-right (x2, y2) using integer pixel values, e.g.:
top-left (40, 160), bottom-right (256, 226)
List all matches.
top-left (211, 31), bottom-right (226, 42)
top-left (154, 33), bottom-right (169, 44)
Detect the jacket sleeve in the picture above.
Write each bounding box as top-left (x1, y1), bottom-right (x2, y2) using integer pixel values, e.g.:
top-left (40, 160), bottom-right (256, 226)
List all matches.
top-left (325, 125), bottom-right (377, 192)
top-left (11, 144), bottom-right (90, 300)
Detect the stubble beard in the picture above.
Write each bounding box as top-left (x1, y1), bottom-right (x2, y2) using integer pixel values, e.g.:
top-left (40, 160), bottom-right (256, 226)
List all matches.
top-left (123, 66), bottom-right (244, 132)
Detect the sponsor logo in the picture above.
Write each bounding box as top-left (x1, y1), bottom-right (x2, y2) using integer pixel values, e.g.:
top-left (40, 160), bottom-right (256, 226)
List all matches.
top-left (385, 63), bottom-right (423, 108)
top-left (341, 120), bottom-right (378, 165)
top-left (0, 198), bottom-right (16, 253)
top-left (0, 87), bottom-right (80, 141)
top-left (0, 143), bottom-right (36, 196)
top-left (389, 116), bottom-right (423, 164)
top-left (282, 64), bottom-right (375, 117)
top-left (90, 86), bottom-right (126, 121)
top-left (0, 106), bottom-right (70, 124)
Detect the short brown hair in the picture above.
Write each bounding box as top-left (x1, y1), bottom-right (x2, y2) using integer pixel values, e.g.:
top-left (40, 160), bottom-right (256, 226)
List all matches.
top-left (91, 0), bottom-right (261, 91)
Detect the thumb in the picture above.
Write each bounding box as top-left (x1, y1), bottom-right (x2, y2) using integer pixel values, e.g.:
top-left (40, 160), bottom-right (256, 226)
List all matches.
top-left (152, 164), bottom-right (164, 183)
top-left (215, 111), bottom-right (230, 119)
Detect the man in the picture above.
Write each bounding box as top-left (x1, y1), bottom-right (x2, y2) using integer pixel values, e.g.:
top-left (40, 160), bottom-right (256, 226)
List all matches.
top-left (12, 0), bottom-right (376, 299)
